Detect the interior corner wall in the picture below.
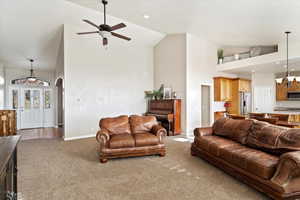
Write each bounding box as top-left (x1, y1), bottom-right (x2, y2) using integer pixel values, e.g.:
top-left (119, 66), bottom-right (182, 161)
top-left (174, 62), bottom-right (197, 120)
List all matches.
top-left (63, 24), bottom-right (155, 139)
top-left (55, 29), bottom-right (64, 80)
top-left (186, 34), bottom-right (237, 136)
top-left (251, 72), bottom-right (276, 113)
top-left (154, 34), bottom-right (187, 133)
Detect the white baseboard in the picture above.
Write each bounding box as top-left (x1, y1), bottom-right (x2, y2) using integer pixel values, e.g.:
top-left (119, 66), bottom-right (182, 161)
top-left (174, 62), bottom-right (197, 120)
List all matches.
top-left (64, 134), bottom-right (95, 141)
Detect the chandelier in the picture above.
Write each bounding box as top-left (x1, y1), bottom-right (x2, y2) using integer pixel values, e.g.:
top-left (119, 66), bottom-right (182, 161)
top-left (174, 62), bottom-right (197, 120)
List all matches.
top-left (11, 59), bottom-right (50, 87)
top-left (275, 31), bottom-right (297, 85)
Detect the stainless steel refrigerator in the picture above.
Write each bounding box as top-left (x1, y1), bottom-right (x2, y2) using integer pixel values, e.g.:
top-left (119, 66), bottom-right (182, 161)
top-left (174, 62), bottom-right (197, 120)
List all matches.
top-left (239, 92), bottom-right (251, 115)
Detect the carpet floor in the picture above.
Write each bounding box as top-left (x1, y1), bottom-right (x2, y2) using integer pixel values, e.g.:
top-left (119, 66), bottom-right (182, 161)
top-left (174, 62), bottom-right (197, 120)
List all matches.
top-left (18, 137), bottom-right (270, 200)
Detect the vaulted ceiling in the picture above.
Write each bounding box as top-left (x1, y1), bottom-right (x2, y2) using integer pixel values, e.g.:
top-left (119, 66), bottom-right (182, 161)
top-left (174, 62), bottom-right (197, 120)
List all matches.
top-left (0, 0), bottom-right (64, 70)
top-left (67, 0), bottom-right (300, 46)
top-left (1, 0), bottom-right (300, 70)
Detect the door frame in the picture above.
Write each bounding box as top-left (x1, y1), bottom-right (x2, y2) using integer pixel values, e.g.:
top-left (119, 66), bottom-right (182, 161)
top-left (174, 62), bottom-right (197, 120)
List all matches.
top-left (8, 85), bottom-right (54, 130)
top-left (200, 84), bottom-right (212, 127)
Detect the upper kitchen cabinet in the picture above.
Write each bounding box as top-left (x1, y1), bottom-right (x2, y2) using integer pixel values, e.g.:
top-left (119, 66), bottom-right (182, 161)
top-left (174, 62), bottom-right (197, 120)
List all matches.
top-left (214, 77), bottom-right (232, 101)
top-left (238, 79), bottom-right (251, 92)
top-left (276, 79), bottom-right (300, 101)
top-left (276, 79), bottom-right (288, 101)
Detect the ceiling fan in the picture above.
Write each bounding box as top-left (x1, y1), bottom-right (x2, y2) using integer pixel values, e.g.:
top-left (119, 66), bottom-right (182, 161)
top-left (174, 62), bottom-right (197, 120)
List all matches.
top-left (77, 0), bottom-right (131, 46)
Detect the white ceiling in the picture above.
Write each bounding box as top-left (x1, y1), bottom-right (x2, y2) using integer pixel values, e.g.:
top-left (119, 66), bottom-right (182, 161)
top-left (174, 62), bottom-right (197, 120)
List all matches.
top-left (0, 0), bottom-right (64, 70)
top-left (67, 0), bottom-right (300, 46)
top-left (1, 0), bottom-right (300, 70)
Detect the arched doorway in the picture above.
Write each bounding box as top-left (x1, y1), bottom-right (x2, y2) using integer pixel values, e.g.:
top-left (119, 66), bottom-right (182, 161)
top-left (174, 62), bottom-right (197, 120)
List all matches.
top-left (55, 77), bottom-right (64, 128)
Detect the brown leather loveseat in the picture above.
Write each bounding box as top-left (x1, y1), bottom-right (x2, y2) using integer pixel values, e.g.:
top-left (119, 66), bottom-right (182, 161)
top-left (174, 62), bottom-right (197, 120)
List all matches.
top-left (96, 115), bottom-right (167, 163)
top-left (191, 118), bottom-right (300, 200)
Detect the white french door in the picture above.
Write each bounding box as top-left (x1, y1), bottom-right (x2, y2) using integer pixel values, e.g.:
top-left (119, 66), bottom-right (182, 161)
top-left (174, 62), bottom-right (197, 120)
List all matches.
top-left (8, 86), bottom-right (54, 129)
top-left (20, 88), bottom-right (43, 129)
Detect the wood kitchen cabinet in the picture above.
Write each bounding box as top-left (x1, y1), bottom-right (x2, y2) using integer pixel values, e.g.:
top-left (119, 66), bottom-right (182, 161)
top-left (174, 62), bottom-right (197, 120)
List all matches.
top-left (214, 77), bottom-right (232, 101)
top-left (276, 80), bottom-right (288, 101)
top-left (238, 79), bottom-right (251, 92)
top-left (227, 78), bottom-right (251, 115)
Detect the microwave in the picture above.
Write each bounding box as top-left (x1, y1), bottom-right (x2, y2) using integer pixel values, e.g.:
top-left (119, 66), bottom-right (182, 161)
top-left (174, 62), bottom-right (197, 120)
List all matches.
top-left (287, 92), bottom-right (300, 100)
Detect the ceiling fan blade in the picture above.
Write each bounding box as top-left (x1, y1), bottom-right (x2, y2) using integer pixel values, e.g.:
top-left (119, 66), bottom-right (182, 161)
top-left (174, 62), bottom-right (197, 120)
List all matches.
top-left (77, 31), bottom-right (99, 35)
top-left (82, 19), bottom-right (99, 29)
top-left (103, 38), bottom-right (108, 46)
top-left (110, 23), bottom-right (126, 31)
top-left (111, 32), bottom-right (131, 41)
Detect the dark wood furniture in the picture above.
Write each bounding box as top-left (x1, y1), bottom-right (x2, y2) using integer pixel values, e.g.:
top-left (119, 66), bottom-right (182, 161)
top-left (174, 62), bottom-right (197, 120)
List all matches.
top-left (0, 136), bottom-right (21, 200)
top-left (145, 99), bottom-right (181, 136)
top-left (0, 110), bottom-right (16, 137)
top-left (276, 121), bottom-right (300, 128)
top-left (268, 113), bottom-right (290, 122)
top-left (227, 114), bottom-right (246, 120)
top-left (249, 112), bottom-right (265, 119)
top-left (258, 117), bottom-right (279, 125)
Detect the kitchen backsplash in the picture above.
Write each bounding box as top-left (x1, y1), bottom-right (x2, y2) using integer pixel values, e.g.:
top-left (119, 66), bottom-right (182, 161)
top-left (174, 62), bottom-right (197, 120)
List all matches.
top-left (276, 101), bottom-right (300, 108)
top-left (213, 101), bottom-right (226, 112)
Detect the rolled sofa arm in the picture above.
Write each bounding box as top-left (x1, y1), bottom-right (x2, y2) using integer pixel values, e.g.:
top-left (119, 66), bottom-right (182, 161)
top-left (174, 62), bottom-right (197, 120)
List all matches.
top-left (96, 129), bottom-right (110, 149)
top-left (194, 127), bottom-right (213, 137)
top-left (152, 125), bottom-right (167, 143)
top-left (271, 151), bottom-right (300, 194)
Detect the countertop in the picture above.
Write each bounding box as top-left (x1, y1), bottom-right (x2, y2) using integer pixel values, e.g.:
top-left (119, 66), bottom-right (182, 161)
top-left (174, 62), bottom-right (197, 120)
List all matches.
top-left (273, 107), bottom-right (300, 114)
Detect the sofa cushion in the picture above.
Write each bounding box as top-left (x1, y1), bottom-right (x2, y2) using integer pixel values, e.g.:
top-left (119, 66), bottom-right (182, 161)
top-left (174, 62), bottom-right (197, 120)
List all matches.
top-left (109, 134), bottom-right (135, 149)
top-left (194, 135), bottom-right (241, 157)
top-left (129, 115), bottom-right (158, 133)
top-left (277, 129), bottom-right (300, 151)
top-left (213, 118), bottom-right (253, 144)
top-left (100, 115), bottom-right (131, 135)
top-left (220, 145), bottom-right (279, 179)
top-left (134, 132), bottom-right (159, 147)
top-left (212, 117), bottom-right (229, 135)
top-left (246, 120), bottom-right (298, 155)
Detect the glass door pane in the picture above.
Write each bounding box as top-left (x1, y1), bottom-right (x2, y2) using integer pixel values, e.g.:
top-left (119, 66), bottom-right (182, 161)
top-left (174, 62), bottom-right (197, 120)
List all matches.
top-left (12, 90), bottom-right (18, 109)
top-left (32, 90), bottom-right (40, 109)
top-left (24, 90), bottom-right (31, 110)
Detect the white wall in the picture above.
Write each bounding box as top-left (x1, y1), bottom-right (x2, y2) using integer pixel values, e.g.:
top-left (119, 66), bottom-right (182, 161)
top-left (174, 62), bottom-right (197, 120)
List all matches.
top-left (154, 34), bottom-right (187, 132)
top-left (153, 33), bottom-right (237, 136)
top-left (63, 2), bottom-right (164, 139)
top-left (252, 71), bottom-right (300, 110)
top-left (55, 30), bottom-right (64, 80)
top-left (251, 72), bottom-right (275, 113)
top-left (186, 34), bottom-right (237, 135)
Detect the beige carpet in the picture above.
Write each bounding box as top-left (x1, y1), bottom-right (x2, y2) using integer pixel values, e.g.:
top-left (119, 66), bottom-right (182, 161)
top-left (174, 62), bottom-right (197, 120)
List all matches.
top-left (18, 137), bottom-right (270, 200)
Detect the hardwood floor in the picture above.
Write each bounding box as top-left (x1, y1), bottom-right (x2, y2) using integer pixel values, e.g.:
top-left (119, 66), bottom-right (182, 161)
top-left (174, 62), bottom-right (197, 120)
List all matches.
top-left (17, 128), bottom-right (63, 140)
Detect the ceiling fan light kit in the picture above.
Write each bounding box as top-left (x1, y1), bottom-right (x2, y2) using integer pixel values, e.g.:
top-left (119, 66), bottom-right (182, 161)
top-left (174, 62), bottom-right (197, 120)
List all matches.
top-left (77, 0), bottom-right (131, 47)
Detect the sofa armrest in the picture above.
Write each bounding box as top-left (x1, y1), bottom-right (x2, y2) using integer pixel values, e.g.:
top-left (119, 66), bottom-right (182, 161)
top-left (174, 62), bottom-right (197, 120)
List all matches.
top-left (271, 151), bottom-right (300, 194)
top-left (96, 129), bottom-right (110, 149)
top-left (194, 127), bottom-right (213, 137)
top-left (152, 125), bottom-right (167, 143)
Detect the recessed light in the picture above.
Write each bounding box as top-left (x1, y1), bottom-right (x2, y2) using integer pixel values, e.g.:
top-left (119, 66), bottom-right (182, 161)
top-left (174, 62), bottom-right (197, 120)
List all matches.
top-left (291, 68), bottom-right (295, 71)
top-left (283, 65), bottom-right (287, 68)
top-left (275, 61), bottom-right (280, 65)
top-left (143, 14), bottom-right (150, 19)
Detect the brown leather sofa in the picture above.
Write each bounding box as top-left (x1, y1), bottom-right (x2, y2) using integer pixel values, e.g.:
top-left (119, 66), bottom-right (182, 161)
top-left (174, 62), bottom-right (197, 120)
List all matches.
top-left (96, 115), bottom-right (167, 163)
top-left (191, 118), bottom-right (300, 200)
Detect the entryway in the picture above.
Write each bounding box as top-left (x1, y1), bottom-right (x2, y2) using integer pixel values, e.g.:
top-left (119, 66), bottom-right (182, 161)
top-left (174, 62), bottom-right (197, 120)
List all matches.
top-left (8, 86), bottom-right (54, 130)
top-left (201, 85), bottom-right (211, 127)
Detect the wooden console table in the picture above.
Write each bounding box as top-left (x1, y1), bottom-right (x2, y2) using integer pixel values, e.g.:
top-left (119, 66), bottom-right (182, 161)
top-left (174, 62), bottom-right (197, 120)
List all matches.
top-left (0, 136), bottom-right (21, 200)
top-left (0, 110), bottom-right (16, 137)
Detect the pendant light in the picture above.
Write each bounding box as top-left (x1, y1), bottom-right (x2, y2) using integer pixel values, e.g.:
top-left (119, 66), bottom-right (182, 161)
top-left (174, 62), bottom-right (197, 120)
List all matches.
top-left (11, 59), bottom-right (50, 86)
top-left (275, 31), bottom-right (294, 85)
